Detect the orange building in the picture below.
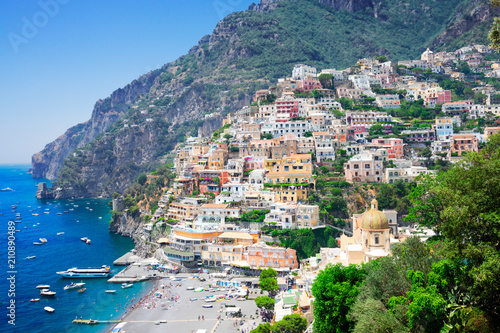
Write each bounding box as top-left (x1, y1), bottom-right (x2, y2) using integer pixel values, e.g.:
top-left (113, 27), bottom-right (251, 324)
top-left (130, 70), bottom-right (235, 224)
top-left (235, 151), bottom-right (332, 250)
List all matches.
top-left (450, 134), bottom-right (479, 156)
top-left (246, 243), bottom-right (298, 270)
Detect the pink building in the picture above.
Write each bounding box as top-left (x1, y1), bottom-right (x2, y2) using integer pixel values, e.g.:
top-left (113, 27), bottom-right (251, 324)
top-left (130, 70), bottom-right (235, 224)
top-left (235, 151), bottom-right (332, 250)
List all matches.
top-left (299, 79), bottom-right (322, 92)
top-left (370, 138), bottom-right (404, 158)
top-left (344, 153), bottom-right (384, 183)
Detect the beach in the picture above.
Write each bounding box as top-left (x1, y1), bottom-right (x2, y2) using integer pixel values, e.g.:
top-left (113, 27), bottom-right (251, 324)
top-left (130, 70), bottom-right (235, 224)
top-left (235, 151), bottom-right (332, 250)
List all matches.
top-left (109, 272), bottom-right (263, 333)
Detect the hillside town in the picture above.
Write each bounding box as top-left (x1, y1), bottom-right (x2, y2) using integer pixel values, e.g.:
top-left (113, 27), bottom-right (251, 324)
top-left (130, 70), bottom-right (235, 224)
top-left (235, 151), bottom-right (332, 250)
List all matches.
top-left (111, 44), bottom-right (500, 330)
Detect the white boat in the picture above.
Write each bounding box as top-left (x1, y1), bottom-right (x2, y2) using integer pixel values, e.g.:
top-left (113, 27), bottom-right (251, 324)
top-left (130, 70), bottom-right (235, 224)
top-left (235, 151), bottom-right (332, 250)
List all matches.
top-left (40, 289), bottom-right (56, 297)
top-left (44, 306), bottom-right (55, 313)
top-left (64, 282), bottom-right (85, 290)
top-left (105, 290), bottom-right (116, 294)
top-left (80, 237), bottom-right (88, 242)
top-left (32, 213), bottom-right (39, 216)
top-left (57, 265), bottom-right (111, 279)
top-left (57, 212), bottom-right (62, 215)
top-left (36, 285), bottom-right (50, 289)
top-left (1, 187), bottom-right (14, 192)
top-left (44, 212), bottom-right (50, 214)
top-left (33, 242), bottom-right (44, 245)
top-left (202, 304), bottom-right (213, 308)
top-left (30, 298), bottom-right (40, 302)
top-left (57, 232), bottom-right (64, 236)
top-left (39, 238), bottom-right (47, 243)
top-left (86, 239), bottom-right (91, 244)
top-left (25, 256), bottom-right (36, 260)
top-left (121, 283), bottom-right (133, 289)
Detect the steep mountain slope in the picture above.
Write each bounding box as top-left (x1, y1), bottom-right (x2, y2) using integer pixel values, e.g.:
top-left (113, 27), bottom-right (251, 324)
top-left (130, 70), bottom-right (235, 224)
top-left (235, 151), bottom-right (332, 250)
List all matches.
top-left (32, 0), bottom-right (493, 198)
top-left (430, 0), bottom-right (500, 50)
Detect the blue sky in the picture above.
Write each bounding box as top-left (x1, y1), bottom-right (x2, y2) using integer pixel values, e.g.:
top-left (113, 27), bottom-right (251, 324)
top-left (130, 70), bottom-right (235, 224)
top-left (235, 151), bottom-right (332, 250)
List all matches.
top-left (0, 0), bottom-right (254, 164)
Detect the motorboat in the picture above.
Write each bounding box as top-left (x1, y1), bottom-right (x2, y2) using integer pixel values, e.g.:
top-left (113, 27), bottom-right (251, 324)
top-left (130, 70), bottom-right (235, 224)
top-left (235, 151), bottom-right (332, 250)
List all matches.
top-left (78, 288), bottom-right (86, 293)
top-left (1, 187), bottom-right (14, 192)
top-left (36, 285), bottom-right (50, 289)
top-left (86, 239), bottom-right (91, 244)
top-left (40, 289), bottom-right (56, 297)
top-left (121, 283), bottom-right (133, 289)
top-left (39, 238), bottom-right (47, 243)
top-left (44, 306), bottom-right (55, 313)
top-left (33, 242), bottom-right (44, 245)
top-left (57, 232), bottom-right (64, 236)
top-left (32, 213), bottom-right (39, 216)
top-left (186, 286), bottom-right (195, 290)
top-left (105, 290), bottom-right (116, 294)
top-left (25, 256), bottom-right (36, 260)
top-left (202, 304), bottom-right (213, 308)
top-left (64, 282), bottom-right (85, 290)
top-left (30, 298), bottom-right (40, 302)
top-left (80, 237), bottom-right (88, 242)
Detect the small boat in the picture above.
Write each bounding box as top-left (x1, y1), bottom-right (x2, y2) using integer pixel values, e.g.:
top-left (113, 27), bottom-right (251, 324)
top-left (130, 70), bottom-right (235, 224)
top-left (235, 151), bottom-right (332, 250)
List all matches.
top-left (202, 304), bottom-right (213, 308)
top-left (63, 211), bottom-right (69, 213)
top-left (40, 289), bottom-right (56, 297)
top-left (64, 282), bottom-right (85, 290)
top-left (32, 213), bottom-right (39, 216)
top-left (57, 232), bottom-right (64, 236)
top-left (1, 187), bottom-right (14, 192)
top-left (36, 285), bottom-right (50, 289)
top-left (57, 212), bottom-right (62, 215)
top-left (86, 239), bottom-right (91, 244)
top-left (30, 298), bottom-right (40, 302)
top-left (44, 306), bottom-right (55, 313)
top-left (80, 237), bottom-right (88, 242)
top-left (44, 212), bottom-right (50, 214)
top-left (33, 242), bottom-right (43, 245)
top-left (121, 283), bottom-right (133, 289)
top-left (11, 205), bottom-right (17, 209)
top-left (39, 238), bottom-right (47, 243)
top-left (78, 288), bottom-right (86, 293)
top-left (105, 290), bottom-right (116, 294)
top-left (25, 256), bottom-right (36, 260)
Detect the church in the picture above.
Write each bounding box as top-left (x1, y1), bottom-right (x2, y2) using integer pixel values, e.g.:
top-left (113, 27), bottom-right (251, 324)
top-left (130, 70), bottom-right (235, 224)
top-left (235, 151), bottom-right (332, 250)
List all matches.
top-left (336, 199), bottom-right (397, 265)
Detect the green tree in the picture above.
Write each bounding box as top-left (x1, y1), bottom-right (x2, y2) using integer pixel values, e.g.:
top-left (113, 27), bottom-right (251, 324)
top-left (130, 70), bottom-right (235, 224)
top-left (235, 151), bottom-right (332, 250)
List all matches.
top-left (369, 124), bottom-right (385, 136)
top-left (137, 173), bottom-right (148, 186)
top-left (312, 264), bottom-right (367, 333)
top-left (349, 297), bottom-right (409, 333)
top-left (255, 296), bottom-right (275, 310)
top-left (261, 133), bottom-right (274, 140)
top-left (304, 131), bottom-right (312, 137)
top-left (407, 134), bottom-right (500, 313)
top-left (251, 323), bottom-right (272, 333)
top-left (376, 55), bottom-right (388, 63)
top-left (318, 73), bottom-right (333, 89)
top-left (272, 314), bottom-right (308, 333)
top-left (260, 268), bottom-right (279, 297)
top-left (421, 147), bottom-right (432, 159)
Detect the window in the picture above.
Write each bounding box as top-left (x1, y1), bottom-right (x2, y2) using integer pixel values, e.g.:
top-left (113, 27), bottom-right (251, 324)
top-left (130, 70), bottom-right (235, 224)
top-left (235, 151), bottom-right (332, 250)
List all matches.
top-left (375, 235), bottom-right (379, 244)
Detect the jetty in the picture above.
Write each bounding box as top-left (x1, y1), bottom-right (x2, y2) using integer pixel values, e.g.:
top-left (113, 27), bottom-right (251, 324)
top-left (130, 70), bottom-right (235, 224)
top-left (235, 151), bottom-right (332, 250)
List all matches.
top-left (108, 258), bottom-right (161, 283)
top-left (113, 251), bottom-right (141, 266)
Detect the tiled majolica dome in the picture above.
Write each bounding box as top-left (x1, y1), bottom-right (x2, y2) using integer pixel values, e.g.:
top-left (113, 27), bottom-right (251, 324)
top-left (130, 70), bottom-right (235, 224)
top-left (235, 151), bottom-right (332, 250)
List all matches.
top-left (361, 199), bottom-right (389, 229)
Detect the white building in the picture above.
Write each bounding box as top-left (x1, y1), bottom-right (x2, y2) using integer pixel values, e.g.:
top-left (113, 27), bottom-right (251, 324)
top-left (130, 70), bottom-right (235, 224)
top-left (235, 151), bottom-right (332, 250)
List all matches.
top-left (292, 64), bottom-right (317, 80)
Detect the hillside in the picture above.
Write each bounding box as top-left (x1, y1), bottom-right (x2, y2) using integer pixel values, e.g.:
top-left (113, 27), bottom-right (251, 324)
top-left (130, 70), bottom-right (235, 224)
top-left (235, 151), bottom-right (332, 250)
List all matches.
top-left (31, 0), bottom-right (494, 198)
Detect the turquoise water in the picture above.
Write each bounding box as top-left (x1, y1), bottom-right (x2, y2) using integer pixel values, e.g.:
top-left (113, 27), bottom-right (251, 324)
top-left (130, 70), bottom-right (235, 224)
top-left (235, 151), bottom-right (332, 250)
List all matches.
top-left (0, 165), bottom-right (152, 333)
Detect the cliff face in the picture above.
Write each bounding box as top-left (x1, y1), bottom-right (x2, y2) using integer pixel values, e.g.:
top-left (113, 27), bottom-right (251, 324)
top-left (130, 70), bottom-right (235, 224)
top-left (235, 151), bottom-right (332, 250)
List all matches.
top-left (430, 0), bottom-right (498, 50)
top-left (31, 70), bottom-right (162, 180)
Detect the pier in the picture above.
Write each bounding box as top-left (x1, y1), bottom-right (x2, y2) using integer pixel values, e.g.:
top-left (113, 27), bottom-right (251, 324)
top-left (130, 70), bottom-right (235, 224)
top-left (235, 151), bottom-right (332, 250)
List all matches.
top-left (113, 251), bottom-right (141, 266)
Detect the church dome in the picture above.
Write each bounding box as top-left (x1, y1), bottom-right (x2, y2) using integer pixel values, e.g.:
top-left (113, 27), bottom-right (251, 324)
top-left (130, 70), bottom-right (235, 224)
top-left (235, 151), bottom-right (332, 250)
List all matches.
top-left (361, 199), bottom-right (389, 229)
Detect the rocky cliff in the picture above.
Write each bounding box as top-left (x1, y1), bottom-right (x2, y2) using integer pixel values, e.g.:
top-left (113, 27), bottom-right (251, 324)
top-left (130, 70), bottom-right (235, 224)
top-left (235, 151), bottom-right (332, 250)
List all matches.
top-left (33, 0), bottom-right (490, 198)
top-left (31, 71), bottom-right (161, 180)
top-left (430, 0), bottom-right (499, 50)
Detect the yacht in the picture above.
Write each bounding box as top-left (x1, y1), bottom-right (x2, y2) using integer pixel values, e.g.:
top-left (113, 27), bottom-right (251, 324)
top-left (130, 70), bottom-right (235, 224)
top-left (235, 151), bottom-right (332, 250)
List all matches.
top-left (44, 306), bottom-right (55, 313)
top-left (57, 265), bottom-right (110, 278)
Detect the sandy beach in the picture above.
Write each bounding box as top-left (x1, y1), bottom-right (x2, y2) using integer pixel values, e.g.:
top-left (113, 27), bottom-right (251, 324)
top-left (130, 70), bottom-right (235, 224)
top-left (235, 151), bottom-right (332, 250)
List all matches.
top-left (109, 272), bottom-right (263, 333)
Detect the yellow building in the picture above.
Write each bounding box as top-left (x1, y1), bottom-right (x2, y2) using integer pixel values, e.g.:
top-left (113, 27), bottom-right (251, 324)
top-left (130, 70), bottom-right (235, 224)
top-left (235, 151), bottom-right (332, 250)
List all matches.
top-left (265, 154), bottom-right (314, 185)
top-left (485, 127), bottom-right (500, 140)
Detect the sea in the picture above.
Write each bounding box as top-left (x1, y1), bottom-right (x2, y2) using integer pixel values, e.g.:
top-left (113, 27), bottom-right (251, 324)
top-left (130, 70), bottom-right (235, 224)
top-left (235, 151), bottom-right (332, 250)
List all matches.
top-left (0, 165), bottom-right (153, 333)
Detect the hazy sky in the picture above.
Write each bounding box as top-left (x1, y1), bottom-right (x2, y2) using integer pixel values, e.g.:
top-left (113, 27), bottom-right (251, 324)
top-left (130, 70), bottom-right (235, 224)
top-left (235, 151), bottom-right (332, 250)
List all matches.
top-left (0, 0), bottom-right (254, 164)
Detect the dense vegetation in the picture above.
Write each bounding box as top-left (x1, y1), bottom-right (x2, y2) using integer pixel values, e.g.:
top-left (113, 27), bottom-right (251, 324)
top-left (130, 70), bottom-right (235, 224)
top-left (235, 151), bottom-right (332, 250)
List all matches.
top-left (312, 134), bottom-right (500, 332)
